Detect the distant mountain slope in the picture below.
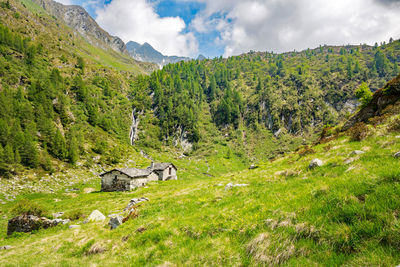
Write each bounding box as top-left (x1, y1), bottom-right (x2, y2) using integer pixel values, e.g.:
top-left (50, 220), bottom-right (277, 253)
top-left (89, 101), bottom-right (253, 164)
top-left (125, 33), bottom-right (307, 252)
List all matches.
top-left (126, 41), bottom-right (190, 66)
top-left (31, 0), bottom-right (128, 55)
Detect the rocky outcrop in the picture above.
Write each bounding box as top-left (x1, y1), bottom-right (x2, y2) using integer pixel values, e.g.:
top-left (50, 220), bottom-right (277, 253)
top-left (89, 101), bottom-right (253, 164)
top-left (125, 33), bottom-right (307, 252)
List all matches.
top-left (7, 215), bottom-right (69, 235)
top-left (342, 74), bottom-right (400, 131)
top-left (32, 0), bottom-right (128, 54)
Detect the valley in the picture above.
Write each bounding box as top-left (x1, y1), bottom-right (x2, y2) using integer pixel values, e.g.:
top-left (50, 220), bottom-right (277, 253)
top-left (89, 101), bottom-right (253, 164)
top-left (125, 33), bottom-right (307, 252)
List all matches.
top-left (0, 0), bottom-right (399, 266)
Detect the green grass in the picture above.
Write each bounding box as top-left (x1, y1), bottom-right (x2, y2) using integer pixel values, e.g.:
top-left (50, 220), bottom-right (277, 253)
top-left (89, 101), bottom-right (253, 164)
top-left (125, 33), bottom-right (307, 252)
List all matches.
top-left (1, 119), bottom-right (400, 266)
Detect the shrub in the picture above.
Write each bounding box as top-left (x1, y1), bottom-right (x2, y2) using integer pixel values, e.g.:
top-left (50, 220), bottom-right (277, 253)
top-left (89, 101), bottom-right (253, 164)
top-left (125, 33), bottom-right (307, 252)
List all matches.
top-left (355, 82), bottom-right (373, 107)
top-left (11, 199), bottom-right (47, 217)
top-left (349, 122), bottom-right (369, 141)
top-left (388, 117), bottom-right (400, 132)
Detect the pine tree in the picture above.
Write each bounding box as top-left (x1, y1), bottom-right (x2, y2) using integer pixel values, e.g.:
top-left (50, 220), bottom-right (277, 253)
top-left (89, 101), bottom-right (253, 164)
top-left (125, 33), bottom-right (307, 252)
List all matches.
top-left (21, 133), bottom-right (39, 168)
top-left (52, 129), bottom-right (67, 160)
top-left (4, 143), bottom-right (14, 164)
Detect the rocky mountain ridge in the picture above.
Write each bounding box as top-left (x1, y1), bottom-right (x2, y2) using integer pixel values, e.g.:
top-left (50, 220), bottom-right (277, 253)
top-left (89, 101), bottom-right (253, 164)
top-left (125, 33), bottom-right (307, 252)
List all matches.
top-left (31, 0), bottom-right (128, 55)
top-left (126, 41), bottom-right (190, 67)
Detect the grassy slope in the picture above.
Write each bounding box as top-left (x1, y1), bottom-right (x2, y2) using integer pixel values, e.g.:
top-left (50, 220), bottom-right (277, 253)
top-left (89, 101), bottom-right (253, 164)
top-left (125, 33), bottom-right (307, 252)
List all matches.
top-left (1, 101), bottom-right (400, 266)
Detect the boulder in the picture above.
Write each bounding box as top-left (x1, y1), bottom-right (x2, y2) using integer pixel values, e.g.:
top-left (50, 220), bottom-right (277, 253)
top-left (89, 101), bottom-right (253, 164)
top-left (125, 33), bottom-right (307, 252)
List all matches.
top-left (249, 164), bottom-right (258, 170)
top-left (124, 197), bottom-right (149, 212)
top-left (0, 245), bottom-right (14, 250)
top-left (225, 183), bottom-right (249, 190)
top-left (350, 150), bottom-right (365, 156)
top-left (52, 212), bottom-right (64, 218)
top-left (309, 159), bottom-right (323, 169)
top-left (87, 210), bottom-right (106, 222)
top-left (69, 225), bottom-right (81, 229)
top-left (394, 151), bottom-right (400, 158)
top-left (109, 215), bottom-right (123, 230)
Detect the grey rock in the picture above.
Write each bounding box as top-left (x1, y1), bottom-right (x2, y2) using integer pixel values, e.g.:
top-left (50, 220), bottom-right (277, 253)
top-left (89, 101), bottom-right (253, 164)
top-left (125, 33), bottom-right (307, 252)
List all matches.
top-left (0, 245), bottom-right (13, 250)
top-left (7, 215), bottom-right (66, 235)
top-left (52, 212), bottom-right (64, 218)
top-left (225, 183), bottom-right (249, 190)
top-left (344, 158), bottom-right (356, 164)
top-left (350, 150), bottom-right (365, 156)
top-left (109, 215), bottom-right (123, 230)
top-left (249, 164), bottom-right (258, 170)
top-left (124, 197), bottom-right (149, 211)
top-left (394, 151), bottom-right (400, 158)
top-left (309, 159), bottom-right (323, 169)
top-left (69, 225), bottom-right (81, 229)
top-left (87, 210), bottom-right (106, 222)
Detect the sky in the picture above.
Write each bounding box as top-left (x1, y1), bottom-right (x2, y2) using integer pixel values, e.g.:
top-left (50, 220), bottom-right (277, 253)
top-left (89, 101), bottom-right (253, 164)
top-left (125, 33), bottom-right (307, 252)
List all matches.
top-left (55, 0), bottom-right (400, 59)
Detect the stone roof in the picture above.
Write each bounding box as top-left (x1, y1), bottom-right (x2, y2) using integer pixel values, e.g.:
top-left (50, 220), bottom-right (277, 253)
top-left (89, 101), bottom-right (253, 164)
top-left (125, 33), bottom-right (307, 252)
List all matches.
top-left (151, 163), bottom-right (176, 171)
top-left (100, 168), bottom-right (152, 179)
top-left (100, 162), bottom-right (177, 178)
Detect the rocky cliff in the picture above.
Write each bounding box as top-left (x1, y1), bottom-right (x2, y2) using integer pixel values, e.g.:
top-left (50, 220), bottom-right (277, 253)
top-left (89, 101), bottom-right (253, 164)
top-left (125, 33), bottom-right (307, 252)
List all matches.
top-left (32, 0), bottom-right (128, 55)
top-left (342, 74), bottom-right (400, 131)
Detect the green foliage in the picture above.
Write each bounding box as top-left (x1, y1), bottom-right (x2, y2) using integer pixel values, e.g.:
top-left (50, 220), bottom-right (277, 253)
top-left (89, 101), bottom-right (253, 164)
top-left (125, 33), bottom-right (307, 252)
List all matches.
top-left (355, 82), bottom-right (373, 107)
top-left (11, 199), bottom-right (47, 217)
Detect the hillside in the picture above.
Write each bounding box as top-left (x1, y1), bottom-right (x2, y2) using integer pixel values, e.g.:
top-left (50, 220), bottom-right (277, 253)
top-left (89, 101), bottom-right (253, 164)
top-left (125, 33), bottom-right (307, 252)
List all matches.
top-left (130, 40), bottom-right (400, 160)
top-left (0, 0), bottom-right (157, 180)
top-left (1, 75), bottom-right (400, 265)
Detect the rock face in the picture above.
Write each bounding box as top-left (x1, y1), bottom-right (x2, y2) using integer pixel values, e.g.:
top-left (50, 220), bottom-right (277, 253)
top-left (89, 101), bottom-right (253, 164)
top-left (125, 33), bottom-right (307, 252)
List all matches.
top-left (343, 74), bottom-right (400, 131)
top-left (309, 159), bottom-right (323, 169)
top-left (126, 41), bottom-right (190, 67)
top-left (87, 210), bottom-right (106, 222)
top-left (32, 0), bottom-right (128, 54)
top-left (7, 215), bottom-right (69, 235)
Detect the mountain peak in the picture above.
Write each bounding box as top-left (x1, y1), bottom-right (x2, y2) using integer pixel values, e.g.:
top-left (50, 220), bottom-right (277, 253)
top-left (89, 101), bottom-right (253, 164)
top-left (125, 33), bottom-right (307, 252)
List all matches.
top-left (126, 41), bottom-right (191, 66)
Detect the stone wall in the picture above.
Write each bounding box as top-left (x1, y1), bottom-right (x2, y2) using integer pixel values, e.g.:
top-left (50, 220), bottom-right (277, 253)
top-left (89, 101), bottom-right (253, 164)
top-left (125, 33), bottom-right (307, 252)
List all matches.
top-left (101, 171), bottom-right (160, 192)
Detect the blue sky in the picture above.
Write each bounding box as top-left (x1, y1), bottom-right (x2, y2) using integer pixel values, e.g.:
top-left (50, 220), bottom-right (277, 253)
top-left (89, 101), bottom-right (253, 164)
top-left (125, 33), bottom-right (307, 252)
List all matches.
top-left (58, 0), bottom-right (400, 58)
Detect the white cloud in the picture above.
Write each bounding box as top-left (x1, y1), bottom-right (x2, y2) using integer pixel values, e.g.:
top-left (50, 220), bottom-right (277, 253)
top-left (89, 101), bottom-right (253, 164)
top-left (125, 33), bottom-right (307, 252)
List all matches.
top-left (95, 0), bottom-right (198, 57)
top-left (190, 0), bottom-right (400, 57)
top-left (54, 0), bottom-right (73, 5)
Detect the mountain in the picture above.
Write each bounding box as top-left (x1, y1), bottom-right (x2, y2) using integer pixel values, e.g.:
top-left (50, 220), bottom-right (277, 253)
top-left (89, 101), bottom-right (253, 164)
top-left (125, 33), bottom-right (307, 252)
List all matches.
top-left (197, 54), bottom-right (206, 60)
top-left (31, 0), bottom-right (128, 55)
top-left (126, 41), bottom-right (190, 66)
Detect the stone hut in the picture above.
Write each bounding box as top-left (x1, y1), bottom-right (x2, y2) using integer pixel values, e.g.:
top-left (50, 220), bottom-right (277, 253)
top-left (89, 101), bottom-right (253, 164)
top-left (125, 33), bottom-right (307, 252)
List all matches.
top-left (100, 163), bottom-right (177, 192)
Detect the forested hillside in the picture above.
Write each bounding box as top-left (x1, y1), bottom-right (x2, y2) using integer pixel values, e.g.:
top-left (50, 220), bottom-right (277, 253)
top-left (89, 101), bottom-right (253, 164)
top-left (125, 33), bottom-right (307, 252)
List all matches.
top-left (131, 40), bottom-right (400, 158)
top-left (0, 0), bottom-right (157, 177)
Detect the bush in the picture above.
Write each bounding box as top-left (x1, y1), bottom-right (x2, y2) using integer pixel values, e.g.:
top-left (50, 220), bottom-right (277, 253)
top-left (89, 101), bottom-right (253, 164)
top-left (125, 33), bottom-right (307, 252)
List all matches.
top-left (349, 122), bottom-right (369, 141)
top-left (63, 209), bottom-right (85, 220)
top-left (388, 117), bottom-right (400, 132)
top-left (11, 199), bottom-right (47, 217)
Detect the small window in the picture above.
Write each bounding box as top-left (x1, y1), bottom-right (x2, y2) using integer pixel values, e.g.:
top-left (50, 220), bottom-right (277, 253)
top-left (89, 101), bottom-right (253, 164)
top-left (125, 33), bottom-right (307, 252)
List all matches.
top-left (169, 167), bottom-right (172, 175)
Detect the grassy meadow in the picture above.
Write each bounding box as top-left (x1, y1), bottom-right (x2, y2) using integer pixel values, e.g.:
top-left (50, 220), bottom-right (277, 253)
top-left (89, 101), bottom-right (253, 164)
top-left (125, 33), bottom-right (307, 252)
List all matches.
top-left (1, 111), bottom-right (400, 266)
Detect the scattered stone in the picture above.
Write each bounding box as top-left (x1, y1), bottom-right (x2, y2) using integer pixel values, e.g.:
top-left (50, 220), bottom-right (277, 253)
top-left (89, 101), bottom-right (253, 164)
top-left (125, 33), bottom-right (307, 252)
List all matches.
top-left (308, 159), bottom-right (323, 169)
top-left (225, 183), bottom-right (249, 190)
top-left (109, 215), bottom-right (123, 230)
top-left (69, 225), bottom-right (80, 229)
top-left (83, 188), bottom-right (96, 194)
top-left (124, 197), bottom-right (149, 212)
top-left (52, 212), bottom-right (64, 218)
top-left (136, 227), bottom-right (147, 233)
top-left (87, 210), bottom-right (106, 222)
top-left (350, 150), bottom-right (365, 156)
top-left (274, 129), bottom-right (282, 138)
top-left (344, 157), bottom-right (358, 165)
top-left (249, 164), bottom-right (258, 170)
top-left (346, 166), bottom-right (356, 172)
top-left (0, 245), bottom-right (13, 250)
top-left (394, 151), bottom-right (400, 158)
